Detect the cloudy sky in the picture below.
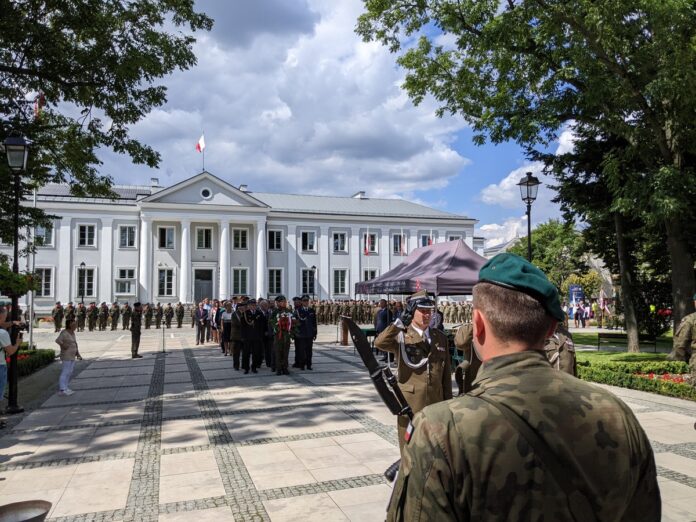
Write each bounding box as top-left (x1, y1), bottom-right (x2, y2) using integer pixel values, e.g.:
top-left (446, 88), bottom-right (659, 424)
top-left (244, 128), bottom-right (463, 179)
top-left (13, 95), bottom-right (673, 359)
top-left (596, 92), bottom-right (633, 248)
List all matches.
top-left (99, 0), bottom-right (567, 247)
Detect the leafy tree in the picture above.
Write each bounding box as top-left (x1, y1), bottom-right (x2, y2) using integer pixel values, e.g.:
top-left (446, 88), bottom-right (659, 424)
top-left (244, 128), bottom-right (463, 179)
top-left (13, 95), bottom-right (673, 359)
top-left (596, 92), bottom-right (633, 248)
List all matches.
top-left (0, 0), bottom-right (212, 295)
top-left (507, 219), bottom-right (585, 290)
top-left (357, 0), bottom-right (696, 329)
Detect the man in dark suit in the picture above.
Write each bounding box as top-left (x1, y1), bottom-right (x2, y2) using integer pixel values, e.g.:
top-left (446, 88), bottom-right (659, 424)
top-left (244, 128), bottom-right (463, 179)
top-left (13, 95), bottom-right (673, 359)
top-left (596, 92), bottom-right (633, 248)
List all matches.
top-left (194, 302), bottom-right (208, 345)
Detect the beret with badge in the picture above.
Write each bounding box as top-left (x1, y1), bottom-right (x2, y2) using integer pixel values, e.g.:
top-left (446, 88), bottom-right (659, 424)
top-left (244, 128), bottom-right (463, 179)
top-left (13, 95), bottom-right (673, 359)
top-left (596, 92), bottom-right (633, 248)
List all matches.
top-left (478, 253), bottom-right (564, 322)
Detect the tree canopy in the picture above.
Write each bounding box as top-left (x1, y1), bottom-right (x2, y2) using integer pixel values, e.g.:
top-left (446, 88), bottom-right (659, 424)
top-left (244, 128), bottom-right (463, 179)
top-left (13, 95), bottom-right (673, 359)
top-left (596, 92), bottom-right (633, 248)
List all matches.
top-left (358, 0), bottom-right (696, 328)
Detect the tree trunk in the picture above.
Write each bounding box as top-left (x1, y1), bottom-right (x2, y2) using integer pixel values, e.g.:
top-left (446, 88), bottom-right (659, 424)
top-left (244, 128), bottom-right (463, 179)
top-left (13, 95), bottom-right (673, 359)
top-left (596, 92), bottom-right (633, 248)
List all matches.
top-left (614, 213), bottom-right (640, 352)
top-left (664, 219), bottom-right (696, 330)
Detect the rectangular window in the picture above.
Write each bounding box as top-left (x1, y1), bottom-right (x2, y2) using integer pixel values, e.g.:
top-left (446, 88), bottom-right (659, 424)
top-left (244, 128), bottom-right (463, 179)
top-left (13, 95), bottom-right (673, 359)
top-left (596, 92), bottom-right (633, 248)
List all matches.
top-left (301, 268), bottom-right (316, 296)
top-left (196, 227), bottom-right (212, 249)
top-left (115, 268), bottom-right (136, 294)
top-left (35, 224), bottom-right (54, 247)
top-left (333, 270), bottom-right (347, 295)
top-left (268, 269), bottom-right (282, 295)
top-left (158, 269), bottom-right (174, 296)
top-left (301, 231), bottom-right (316, 252)
top-left (332, 232), bottom-right (347, 252)
top-left (268, 230), bottom-right (282, 251)
top-left (420, 234), bottom-right (433, 247)
top-left (119, 225), bottom-right (136, 248)
top-left (364, 269), bottom-right (377, 281)
top-left (448, 235), bottom-right (462, 242)
top-left (363, 233), bottom-right (377, 254)
top-left (393, 234), bottom-right (407, 255)
top-left (77, 267), bottom-right (96, 297)
top-left (233, 268), bottom-right (248, 295)
top-left (36, 268), bottom-right (52, 297)
top-left (233, 228), bottom-right (248, 250)
top-left (78, 224), bottom-right (96, 247)
top-left (158, 227), bottom-right (175, 249)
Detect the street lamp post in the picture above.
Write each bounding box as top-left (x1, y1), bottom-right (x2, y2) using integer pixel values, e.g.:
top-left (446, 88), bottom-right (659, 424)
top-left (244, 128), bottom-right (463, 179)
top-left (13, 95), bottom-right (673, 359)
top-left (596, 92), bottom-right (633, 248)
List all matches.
top-left (310, 265), bottom-right (317, 302)
top-left (3, 135), bottom-right (29, 414)
top-left (79, 261), bottom-right (86, 305)
top-left (516, 172), bottom-right (541, 262)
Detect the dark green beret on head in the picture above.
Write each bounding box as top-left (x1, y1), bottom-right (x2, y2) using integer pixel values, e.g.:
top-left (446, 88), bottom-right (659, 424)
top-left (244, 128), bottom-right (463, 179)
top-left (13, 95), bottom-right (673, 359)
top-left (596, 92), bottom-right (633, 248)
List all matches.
top-left (478, 253), bottom-right (564, 321)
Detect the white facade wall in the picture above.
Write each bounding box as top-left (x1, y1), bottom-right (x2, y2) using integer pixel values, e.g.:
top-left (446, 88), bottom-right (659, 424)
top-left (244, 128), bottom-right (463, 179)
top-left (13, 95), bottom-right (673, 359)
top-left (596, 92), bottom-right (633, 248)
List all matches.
top-left (4, 173), bottom-right (477, 313)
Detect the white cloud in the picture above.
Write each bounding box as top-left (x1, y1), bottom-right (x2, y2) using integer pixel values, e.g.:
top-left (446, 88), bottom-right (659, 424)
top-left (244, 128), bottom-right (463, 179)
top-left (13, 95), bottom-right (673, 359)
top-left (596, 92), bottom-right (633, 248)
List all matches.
top-left (480, 217), bottom-right (526, 248)
top-left (97, 0), bottom-right (471, 200)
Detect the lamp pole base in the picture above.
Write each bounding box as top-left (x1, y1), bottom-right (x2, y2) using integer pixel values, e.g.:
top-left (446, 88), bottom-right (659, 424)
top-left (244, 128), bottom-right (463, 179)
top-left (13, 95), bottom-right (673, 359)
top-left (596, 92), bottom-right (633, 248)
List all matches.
top-left (5, 405), bottom-right (24, 415)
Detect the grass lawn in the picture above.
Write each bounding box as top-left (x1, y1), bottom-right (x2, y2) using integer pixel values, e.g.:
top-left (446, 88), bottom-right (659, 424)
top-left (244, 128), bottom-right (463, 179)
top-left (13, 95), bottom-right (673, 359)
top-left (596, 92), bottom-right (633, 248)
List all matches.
top-left (572, 331), bottom-right (673, 351)
top-left (576, 351), bottom-right (669, 364)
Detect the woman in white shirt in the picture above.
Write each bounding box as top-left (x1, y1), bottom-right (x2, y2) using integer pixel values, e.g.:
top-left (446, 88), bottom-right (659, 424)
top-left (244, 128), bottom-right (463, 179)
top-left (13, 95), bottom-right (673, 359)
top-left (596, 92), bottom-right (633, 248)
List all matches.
top-left (55, 319), bottom-right (82, 396)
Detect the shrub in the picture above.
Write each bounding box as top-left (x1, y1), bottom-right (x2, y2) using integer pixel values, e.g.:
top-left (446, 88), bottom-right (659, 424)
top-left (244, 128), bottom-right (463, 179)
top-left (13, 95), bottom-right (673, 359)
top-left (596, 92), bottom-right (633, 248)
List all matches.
top-left (578, 366), bottom-right (696, 401)
top-left (5, 349), bottom-right (56, 377)
top-left (578, 360), bottom-right (690, 375)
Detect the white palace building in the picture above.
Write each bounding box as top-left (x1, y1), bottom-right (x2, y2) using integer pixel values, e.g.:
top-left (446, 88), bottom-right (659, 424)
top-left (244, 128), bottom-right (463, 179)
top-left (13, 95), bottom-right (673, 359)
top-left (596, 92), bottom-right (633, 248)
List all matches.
top-left (8, 171), bottom-right (482, 311)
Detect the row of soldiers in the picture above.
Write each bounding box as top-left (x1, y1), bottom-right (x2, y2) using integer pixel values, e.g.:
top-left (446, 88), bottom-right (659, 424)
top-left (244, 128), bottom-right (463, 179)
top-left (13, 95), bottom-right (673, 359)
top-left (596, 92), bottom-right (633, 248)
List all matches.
top-left (313, 299), bottom-right (474, 326)
top-left (51, 301), bottom-right (189, 332)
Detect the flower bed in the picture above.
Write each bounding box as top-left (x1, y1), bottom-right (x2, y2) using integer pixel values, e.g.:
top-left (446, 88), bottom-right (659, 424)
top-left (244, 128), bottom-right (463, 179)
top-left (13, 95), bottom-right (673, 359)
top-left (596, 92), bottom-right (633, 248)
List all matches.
top-left (577, 357), bottom-right (695, 401)
top-left (5, 349), bottom-right (56, 378)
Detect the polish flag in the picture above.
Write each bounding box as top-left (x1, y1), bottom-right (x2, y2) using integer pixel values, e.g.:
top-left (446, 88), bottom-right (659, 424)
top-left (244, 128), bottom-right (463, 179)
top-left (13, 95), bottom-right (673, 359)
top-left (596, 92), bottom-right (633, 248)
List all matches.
top-left (196, 134), bottom-right (206, 152)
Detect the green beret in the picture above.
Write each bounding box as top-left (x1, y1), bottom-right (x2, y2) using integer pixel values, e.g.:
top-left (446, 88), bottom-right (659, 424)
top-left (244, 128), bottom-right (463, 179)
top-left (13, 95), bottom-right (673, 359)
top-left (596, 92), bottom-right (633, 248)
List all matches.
top-left (478, 253), bottom-right (564, 321)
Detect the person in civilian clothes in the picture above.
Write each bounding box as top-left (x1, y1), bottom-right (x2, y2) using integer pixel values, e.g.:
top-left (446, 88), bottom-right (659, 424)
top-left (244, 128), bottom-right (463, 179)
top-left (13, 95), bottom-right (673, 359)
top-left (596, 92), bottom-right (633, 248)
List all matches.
top-left (56, 319), bottom-right (82, 395)
top-left (195, 302), bottom-right (208, 346)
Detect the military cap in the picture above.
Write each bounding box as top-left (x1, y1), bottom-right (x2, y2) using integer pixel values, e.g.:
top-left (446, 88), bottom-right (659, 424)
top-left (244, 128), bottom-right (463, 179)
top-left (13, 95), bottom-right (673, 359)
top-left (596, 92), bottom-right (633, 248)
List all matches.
top-left (478, 253), bottom-right (564, 321)
top-left (407, 290), bottom-right (436, 309)
top-left (133, 302), bottom-right (141, 307)
top-left (301, 295), bottom-right (310, 301)
top-left (292, 296), bottom-right (301, 302)
top-left (275, 295), bottom-right (287, 302)
top-left (247, 299), bottom-right (256, 305)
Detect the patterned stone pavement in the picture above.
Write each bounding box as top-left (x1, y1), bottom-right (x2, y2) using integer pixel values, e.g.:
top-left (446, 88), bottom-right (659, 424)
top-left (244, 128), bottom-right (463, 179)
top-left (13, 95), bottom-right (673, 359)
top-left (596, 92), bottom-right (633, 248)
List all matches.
top-left (0, 328), bottom-right (694, 521)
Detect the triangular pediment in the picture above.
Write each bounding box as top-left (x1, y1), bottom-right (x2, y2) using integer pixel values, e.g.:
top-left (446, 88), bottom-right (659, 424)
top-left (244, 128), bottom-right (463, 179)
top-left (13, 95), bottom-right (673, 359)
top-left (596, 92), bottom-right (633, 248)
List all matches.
top-left (140, 171), bottom-right (268, 207)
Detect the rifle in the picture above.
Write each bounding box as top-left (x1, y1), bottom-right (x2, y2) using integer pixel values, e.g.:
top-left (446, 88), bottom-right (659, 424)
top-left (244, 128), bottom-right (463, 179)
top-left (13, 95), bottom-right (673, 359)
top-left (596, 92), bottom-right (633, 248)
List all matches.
top-left (342, 316), bottom-right (412, 481)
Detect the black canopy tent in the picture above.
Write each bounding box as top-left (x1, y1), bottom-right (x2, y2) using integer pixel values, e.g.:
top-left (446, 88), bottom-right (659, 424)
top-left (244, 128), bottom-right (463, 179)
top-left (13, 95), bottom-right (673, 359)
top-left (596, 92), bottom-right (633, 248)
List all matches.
top-left (355, 240), bottom-right (487, 296)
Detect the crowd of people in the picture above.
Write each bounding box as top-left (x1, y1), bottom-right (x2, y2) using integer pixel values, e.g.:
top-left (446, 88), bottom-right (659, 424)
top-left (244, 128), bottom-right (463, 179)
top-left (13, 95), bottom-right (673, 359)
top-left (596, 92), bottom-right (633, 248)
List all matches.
top-left (50, 301), bottom-right (186, 332)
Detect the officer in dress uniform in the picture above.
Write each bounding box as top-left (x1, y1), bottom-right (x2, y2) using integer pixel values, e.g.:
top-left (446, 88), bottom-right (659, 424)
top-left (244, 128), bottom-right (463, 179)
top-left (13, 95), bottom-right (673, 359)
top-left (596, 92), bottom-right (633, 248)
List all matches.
top-left (387, 254), bottom-right (660, 521)
top-left (270, 296), bottom-right (295, 375)
top-left (374, 290), bottom-right (452, 453)
top-left (294, 295), bottom-right (317, 370)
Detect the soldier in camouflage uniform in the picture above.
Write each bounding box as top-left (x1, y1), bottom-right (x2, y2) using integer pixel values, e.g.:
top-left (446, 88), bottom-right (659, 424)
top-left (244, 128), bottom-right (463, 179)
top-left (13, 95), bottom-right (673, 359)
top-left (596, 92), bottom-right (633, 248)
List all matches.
top-left (51, 302), bottom-right (64, 332)
top-left (109, 302), bottom-right (120, 331)
top-left (76, 303), bottom-right (86, 332)
top-left (65, 303), bottom-right (76, 327)
top-left (388, 253), bottom-right (660, 521)
top-left (144, 304), bottom-right (153, 329)
top-left (668, 293), bottom-right (696, 369)
top-left (122, 303), bottom-right (132, 330)
top-left (544, 320), bottom-right (577, 376)
top-left (98, 303), bottom-right (108, 331)
top-left (154, 303), bottom-right (163, 329)
top-left (87, 302), bottom-right (98, 331)
top-left (164, 303), bottom-right (174, 328)
top-left (190, 304), bottom-right (196, 328)
top-left (175, 302), bottom-right (184, 328)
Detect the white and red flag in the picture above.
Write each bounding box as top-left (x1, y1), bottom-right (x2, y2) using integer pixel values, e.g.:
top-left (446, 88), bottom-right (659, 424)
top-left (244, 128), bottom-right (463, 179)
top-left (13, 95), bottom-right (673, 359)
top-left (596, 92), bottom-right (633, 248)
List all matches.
top-left (196, 134), bottom-right (206, 153)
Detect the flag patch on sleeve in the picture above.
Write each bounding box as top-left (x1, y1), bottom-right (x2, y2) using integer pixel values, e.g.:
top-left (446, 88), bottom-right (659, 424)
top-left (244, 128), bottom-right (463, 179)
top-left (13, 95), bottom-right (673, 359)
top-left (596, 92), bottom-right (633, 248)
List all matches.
top-left (404, 422), bottom-right (414, 443)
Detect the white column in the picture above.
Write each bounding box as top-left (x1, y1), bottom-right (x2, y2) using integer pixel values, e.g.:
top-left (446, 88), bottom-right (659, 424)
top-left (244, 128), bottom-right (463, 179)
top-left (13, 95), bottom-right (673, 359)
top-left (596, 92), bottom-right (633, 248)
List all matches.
top-left (350, 226), bottom-right (360, 298)
top-left (464, 229), bottom-right (474, 248)
top-left (58, 219), bottom-right (72, 303)
top-left (318, 226), bottom-right (329, 300)
top-left (179, 219), bottom-right (191, 303)
top-left (380, 228), bottom-right (390, 275)
top-left (99, 218), bottom-right (114, 303)
top-left (438, 229), bottom-right (447, 243)
top-left (409, 228), bottom-right (419, 254)
top-left (139, 217), bottom-right (152, 303)
top-left (218, 220), bottom-right (230, 299)
top-left (255, 220), bottom-right (267, 298)
top-left (286, 224), bottom-right (297, 298)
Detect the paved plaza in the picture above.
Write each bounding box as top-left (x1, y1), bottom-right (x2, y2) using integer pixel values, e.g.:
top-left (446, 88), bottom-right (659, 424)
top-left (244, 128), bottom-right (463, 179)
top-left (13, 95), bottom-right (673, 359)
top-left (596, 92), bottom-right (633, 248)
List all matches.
top-left (0, 328), bottom-right (695, 521)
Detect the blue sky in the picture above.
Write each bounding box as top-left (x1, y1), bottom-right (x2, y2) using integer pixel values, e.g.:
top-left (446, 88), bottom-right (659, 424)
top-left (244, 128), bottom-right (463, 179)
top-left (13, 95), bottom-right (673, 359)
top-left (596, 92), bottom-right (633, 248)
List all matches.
top-left (98, 0), bottom-right (564, 247)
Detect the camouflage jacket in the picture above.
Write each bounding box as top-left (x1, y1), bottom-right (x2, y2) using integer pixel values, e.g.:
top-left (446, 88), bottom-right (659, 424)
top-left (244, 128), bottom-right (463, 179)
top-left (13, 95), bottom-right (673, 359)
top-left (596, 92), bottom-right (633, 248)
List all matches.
top-left (673, 312), bottom-right (696, 365)
top-left (544, 324), bottom-right (577, 376)
top-left (387, 351), bottom-right (660, 521)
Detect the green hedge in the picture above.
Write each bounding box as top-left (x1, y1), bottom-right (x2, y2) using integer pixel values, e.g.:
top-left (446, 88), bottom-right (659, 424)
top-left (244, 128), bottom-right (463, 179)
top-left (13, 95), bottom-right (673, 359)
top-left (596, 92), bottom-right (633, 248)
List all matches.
top-left (577, 360), bottom-right (690, 375)
top-left (578, 365), bottom-right (696, 401)
top-left (9, 349), bottom-right (56, 377)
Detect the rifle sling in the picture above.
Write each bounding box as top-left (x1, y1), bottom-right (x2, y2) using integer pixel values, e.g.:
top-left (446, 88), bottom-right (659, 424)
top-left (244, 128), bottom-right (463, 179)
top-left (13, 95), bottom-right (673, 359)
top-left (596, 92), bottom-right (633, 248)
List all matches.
top-left (475, 394), bottom-right (598, 522)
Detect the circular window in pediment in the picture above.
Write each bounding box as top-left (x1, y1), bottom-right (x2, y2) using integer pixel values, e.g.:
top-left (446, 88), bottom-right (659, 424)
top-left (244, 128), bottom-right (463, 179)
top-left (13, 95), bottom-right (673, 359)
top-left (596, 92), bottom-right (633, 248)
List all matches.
top-left (200, 187), bottom-right (212, 200)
